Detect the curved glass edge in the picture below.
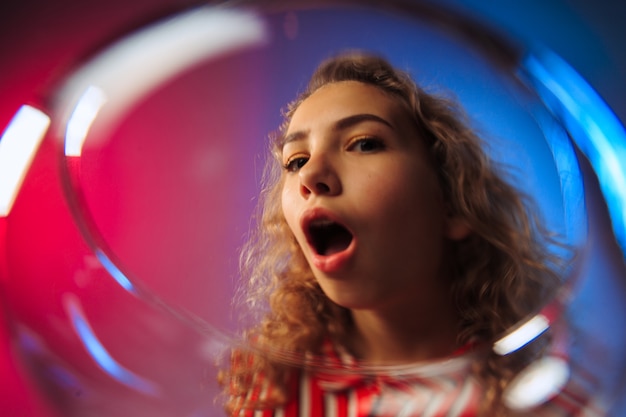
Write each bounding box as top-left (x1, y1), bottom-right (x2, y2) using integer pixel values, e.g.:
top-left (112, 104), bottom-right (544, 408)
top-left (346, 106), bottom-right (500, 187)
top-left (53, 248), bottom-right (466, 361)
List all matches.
top-left (517, 47), bottom-right (626, 258)
top-left (0, 3), bottom-right (622, 417)
top-left (56, 6), bottom-right (268, 158)
top-left (53, 4), bottom-right (600, 348)
top-left (49, 5), bottom-right (270, 345)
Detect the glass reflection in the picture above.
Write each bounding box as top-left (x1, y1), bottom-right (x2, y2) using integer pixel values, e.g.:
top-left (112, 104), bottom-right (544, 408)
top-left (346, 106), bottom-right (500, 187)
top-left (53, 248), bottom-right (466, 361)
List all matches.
top-left (0, 1), bottom-right (623, 417)
top-left (0, 105), bottom-right (50, 216)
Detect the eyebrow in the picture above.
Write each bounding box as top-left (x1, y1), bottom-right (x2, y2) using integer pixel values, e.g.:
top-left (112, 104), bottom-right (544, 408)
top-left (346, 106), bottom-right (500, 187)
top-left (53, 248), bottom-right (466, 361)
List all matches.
top-left (282, 113), bottom-right (394, 147)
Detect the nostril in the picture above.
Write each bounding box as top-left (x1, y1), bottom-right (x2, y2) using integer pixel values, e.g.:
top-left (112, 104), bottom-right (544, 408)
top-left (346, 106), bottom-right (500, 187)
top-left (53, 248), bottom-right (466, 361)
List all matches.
top-left (316, 182), bottom-right (330, 193)
top-left (300, 183), bottom-right (312, 196)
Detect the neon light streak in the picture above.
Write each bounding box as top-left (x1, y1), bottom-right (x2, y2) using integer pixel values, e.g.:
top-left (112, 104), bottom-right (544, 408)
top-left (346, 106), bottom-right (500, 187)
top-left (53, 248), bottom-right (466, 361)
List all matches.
top-left (520, 49), bottom-right (626, 256)
top-left (494, 314), bottom-right (550, 355)
top-left (65, 86), bottom-right (107, 157)
top-left (65, 294), bottom-right (158, 395)
top-left (95, 248), bottom-right (136, 294)
top-left (0, 105), bottom-right (50, 216)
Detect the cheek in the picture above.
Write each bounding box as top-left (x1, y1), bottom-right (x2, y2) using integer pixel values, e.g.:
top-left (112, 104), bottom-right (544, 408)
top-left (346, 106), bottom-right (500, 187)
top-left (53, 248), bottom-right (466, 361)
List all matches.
top-left (379, 170), bottom-right (446, 230)
top-left (280, 184), bottom-right (299, 234)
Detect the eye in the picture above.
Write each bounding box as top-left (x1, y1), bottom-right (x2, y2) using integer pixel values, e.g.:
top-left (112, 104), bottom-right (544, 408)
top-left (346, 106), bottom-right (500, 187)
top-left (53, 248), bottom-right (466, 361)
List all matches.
top-left (283, 156), bottom-right (308, 172)
top-left (349, 137), bottom-right (385, 153)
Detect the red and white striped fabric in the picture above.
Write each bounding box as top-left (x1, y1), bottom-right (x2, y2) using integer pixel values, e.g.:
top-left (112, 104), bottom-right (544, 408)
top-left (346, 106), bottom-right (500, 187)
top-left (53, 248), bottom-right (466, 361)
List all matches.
top-left (234, 339), bottom-right (604, 417)
top-left (236, 342), bottom-right (481, 417)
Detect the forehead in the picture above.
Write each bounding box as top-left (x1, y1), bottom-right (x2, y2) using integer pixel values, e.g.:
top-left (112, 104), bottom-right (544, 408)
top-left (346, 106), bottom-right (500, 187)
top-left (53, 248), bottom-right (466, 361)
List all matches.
top-left (286, 81), bottom-right (411, 134)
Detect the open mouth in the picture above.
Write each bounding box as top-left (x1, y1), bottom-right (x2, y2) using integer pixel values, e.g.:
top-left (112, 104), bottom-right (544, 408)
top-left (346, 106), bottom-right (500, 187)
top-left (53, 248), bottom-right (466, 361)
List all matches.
top-left (307, 219), bottom-right (353, 256)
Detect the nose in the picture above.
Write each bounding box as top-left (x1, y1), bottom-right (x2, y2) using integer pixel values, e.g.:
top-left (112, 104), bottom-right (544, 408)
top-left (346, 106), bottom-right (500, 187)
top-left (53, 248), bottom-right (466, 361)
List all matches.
top-left (298, 155), bottom-right (341, 197)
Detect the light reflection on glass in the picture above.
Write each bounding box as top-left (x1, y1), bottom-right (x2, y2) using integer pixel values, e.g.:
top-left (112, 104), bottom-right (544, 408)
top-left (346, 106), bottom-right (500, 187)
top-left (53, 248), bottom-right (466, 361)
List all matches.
top-left (493, 314), bottom-right (550, 356)
top-left (0, 105), bottom-right (50, 216)
top-left (504, 356), bottom-right (570, 411)
top-left (65, 86), bottom-right (107, 157)
top-left (94, 249), bottom-right (136, 294)
top-left (64, 294), bottom-right (159, 396)
top-left (520, 48), bottom-right (626, 256)
top-left (1, 2), bottom-right (623, 416)
top-left (58, 7), bottom-right (268, 157)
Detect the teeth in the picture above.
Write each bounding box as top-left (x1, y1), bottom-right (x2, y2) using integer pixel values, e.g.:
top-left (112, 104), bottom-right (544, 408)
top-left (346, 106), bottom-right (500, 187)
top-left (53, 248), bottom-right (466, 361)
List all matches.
top-left (310, 218), bottom-right (335, 227)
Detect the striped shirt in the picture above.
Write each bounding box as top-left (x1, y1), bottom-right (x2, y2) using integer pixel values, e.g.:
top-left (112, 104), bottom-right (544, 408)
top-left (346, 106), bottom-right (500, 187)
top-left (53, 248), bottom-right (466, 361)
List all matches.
top-left (233, 340), bottom-right (602, 417)
top-left (236, 342), bottom-right (481, 417)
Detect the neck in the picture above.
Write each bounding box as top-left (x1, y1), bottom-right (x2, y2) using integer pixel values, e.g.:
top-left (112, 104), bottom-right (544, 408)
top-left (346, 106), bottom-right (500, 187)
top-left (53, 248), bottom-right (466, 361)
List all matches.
top-left (346, 297), bottom-right (460, 365)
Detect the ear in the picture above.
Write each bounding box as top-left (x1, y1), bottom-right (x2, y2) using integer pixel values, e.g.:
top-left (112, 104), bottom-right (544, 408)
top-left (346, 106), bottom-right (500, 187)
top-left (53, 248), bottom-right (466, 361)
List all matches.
top-left (445, 215), bottom-right (472, 241)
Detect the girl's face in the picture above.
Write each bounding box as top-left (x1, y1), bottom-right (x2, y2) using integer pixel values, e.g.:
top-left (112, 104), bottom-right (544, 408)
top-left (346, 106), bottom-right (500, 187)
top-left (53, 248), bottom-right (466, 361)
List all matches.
top-left (280, 81), bottom-right (468, 313)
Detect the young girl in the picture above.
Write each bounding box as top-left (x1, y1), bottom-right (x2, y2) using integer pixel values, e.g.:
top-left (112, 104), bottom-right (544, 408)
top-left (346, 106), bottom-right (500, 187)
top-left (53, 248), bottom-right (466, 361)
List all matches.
top-left (221, 52), bottom-right (573, 416)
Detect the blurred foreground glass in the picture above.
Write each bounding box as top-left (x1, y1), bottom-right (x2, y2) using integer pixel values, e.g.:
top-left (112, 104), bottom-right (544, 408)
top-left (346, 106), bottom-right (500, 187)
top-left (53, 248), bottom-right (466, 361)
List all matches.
top-left (0, 1), bottom-right (624, 416)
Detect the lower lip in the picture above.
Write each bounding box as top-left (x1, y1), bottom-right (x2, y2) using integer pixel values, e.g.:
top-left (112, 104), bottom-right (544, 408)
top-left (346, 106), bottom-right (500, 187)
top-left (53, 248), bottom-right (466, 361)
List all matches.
top-left (310, 240), bottom-right (356, 274)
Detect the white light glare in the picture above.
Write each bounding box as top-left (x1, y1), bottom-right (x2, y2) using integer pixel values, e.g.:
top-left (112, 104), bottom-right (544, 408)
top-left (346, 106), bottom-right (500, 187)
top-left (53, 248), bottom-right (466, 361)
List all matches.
top-left (504, 356), bottom-right (570, 410)
top-left (65, 85), bottom-right (107, 157)
top-left (58, 7), bottom-right (267, 151)
top-left (493, 314), bottom-right (550, 355)
top-left (0, 105), bottom-right (50, 217)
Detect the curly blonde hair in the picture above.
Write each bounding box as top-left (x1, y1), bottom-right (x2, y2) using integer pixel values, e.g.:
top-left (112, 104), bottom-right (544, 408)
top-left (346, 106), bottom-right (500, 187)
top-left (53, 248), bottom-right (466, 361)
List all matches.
top-left (222, 52), bottom-right (566, 415)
